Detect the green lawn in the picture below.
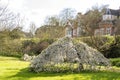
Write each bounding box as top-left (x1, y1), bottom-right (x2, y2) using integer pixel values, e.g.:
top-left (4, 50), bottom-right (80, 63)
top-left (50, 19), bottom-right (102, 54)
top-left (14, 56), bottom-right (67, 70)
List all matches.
top-left (0, 56), bottom-right (120, 80)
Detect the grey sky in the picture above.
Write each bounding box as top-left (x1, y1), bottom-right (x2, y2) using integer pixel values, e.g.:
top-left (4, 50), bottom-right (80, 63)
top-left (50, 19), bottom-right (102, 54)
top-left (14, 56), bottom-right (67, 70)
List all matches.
top-left (1, 0), bottom-right (120, 29)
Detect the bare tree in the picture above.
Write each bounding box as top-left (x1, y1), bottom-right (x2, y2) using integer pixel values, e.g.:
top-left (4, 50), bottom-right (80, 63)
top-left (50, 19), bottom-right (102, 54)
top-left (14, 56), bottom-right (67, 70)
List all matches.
top-left (79, 5), bottom-right (108, 36)
top-left (59, 8), bottom-right (76, 26)
top-left (44, 15), bottom-right (60, 26)
top-left (0, 1), bottom-right (24, 31)
top-left (77, 5), bottom-right (109, 50)
top-left (115, 19), bottom-right (120, 35)
top-left (29, 22), bottom-right (36, 37)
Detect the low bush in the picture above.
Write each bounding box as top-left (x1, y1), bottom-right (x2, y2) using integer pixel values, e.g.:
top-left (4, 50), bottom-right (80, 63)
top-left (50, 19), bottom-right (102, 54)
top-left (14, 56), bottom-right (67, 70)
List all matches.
top-left (32, 38), bottom-right (56, 55)
top-left (110, 58), bottom-right (120, 67)
top-left (22, 40), bottom-right (36, 55)
top-left (0, 39), bottom-right (23, 57)
top-left (102, 36), bottom-right (120, 58)
top-left (22, 38), bottom-right (56, 55)
top-left (31, 41), bottom-right (50, 55)
top-left (80, 35), bottom-right (120, 58)
top-left (80, 35), bottom-right (114, 50)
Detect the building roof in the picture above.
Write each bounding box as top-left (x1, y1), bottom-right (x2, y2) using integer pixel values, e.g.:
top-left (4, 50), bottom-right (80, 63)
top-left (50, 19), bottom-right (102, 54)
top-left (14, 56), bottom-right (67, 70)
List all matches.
top-left (65, 21), bottom-right (73, 28)
top-left (105, 8), bottom-right (120, 16)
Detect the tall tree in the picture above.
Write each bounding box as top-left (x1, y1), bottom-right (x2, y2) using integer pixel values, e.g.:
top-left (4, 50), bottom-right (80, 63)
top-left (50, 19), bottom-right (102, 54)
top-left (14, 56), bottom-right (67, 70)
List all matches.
top-left (44, 15), bottom-right (59, 26)
top-left (79, 5), bottom-right (108, 36)
top-left (115, 19), bottom-right (120, 35)
top-left (0, 3), bottom-right (25, 31)
top-left (77, 5), bottom-right (108, 49)
top-left (0, 1), bottom-right (26, 39)
top-left (0, 6), bottom-right (16, 30)
top-left (10, 27), bottom-right (25, 39)
top-left (59, 8), bottom-right (76, 26)
top-left (35, 24), bottom-right (65, 39)
top-left (29, 22), bottom-right (37, 37)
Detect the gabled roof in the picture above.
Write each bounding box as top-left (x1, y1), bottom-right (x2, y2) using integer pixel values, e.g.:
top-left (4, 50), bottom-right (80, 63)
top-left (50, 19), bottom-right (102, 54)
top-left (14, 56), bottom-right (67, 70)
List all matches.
top-left (65, 21), bottom-right (73, 28)
top-left (105, 8), bottom-right (120, 16)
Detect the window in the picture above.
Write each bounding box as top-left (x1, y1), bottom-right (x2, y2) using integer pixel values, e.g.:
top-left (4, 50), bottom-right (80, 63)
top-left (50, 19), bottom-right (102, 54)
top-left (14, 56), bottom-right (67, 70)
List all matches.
top-left (68, 30), bottom-right (72, 35)
top-left (94, 29), bottom-right (100, 35)
top-left (106, 27), bottom-right (111, 35)
top-left (66, 27), bottom-right (73, 37)
top-left (100, 28), bottom-right (104, 35)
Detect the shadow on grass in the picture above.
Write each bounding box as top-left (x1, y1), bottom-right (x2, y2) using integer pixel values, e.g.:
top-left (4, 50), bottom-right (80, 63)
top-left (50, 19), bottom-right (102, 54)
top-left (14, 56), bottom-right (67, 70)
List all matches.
top-left (7, 68), bottom-right (71, 80)
top-left (8, 68), bottom-right (120, 80)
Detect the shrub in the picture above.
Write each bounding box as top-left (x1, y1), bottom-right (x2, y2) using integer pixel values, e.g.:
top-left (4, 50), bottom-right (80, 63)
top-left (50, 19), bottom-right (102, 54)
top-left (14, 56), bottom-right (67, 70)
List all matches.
top-left (80, 35), bottom-right (120, 58)
top-left (116, 62), bottom-right (120, 67)
top-left (32, 38), bottom-right (56, 55)
top-left (101, 36), bottom-right (120, 58)
top-left (22, 40), bottom-right (36, 55)
top-left (80, 35), bottom-right (114, 50)
top-left (22, 38), bottom-right (56, 55)
top-left (110, 58), bottom-right (120, 67)
top-left (40, 38), bottom-right (56, 44)
top-left (31, 41), bottom-right (50, 55)
top-left (0, 39), bottom-right (23, 57)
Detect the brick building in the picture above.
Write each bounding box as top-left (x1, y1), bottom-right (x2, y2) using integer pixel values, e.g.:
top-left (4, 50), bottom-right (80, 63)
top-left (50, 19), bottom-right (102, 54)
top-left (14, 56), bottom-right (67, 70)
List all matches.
top-left (65, 20), bottom-right (81, 37)
top-left (94, 8), bottom-right (120, 35)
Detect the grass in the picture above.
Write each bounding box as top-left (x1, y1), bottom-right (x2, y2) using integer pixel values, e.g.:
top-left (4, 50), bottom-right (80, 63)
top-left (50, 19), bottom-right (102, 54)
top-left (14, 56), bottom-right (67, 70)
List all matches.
top-left (0, 56), bottom-right (120, 80)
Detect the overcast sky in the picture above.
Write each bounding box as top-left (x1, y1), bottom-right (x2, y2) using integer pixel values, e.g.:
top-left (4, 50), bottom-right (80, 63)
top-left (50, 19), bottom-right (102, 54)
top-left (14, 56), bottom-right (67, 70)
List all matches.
top-left (1, 0), bottom-right (120, 29)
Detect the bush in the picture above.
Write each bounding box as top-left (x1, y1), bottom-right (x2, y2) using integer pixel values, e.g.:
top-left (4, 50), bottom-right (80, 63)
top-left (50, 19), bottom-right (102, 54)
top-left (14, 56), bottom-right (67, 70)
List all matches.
top-left (31, 41), bottom-right (50, 55)
top-left (116, 62), bottom-right (120, 67)
top-left (80, 35), bottom-right (120, 58)
top-left (22, 40), bottom-right (36, 55)
top-left (102, 36), bottom-right (120, 58)
top-left (32, 38), bottom-right (56, 55)
top-left (22, 38), bottom-right (56, 55)
top-left (80, 35), bottom-right (114, 49)
top-left (0, 39), bottom-right (23, 57)
top-left (110, 58), bottom-right (120, 67)
top-left (0, 30), bottom-right (25, 57)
